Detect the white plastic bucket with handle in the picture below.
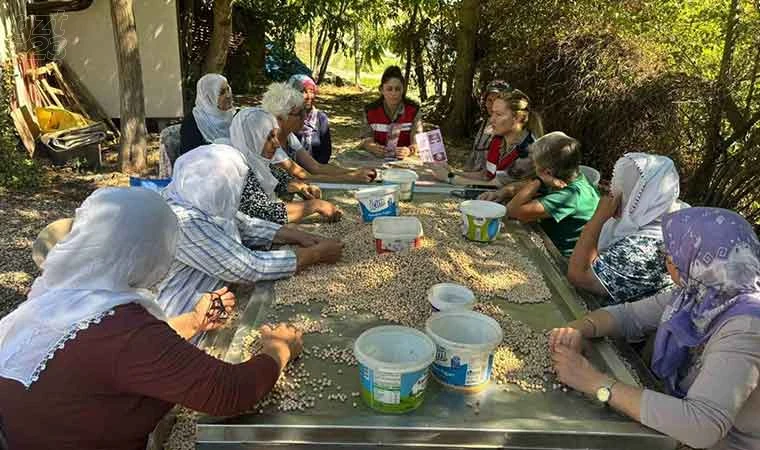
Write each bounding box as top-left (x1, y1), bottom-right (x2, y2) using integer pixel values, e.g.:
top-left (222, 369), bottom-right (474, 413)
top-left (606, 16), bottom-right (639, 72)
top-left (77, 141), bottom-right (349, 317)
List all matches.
top-left (354, 326), bottom-right (436, 413)
top-left (459, 200), bottom-right (507, 242)
top-left (383, 169), bottom-right (419, 201)
top-left (426, 310), bottom-right (503, 392)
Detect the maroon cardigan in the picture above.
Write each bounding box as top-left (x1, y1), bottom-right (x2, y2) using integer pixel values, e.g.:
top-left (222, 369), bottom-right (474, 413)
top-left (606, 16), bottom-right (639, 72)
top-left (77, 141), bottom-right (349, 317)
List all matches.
top-left (0, 303), bottom-right (279, 450)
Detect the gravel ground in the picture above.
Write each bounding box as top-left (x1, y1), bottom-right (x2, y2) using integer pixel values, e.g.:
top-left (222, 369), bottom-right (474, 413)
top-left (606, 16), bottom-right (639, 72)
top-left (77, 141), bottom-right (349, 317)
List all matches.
top-left (0, 140), bottom-right (155, 319)
top-left (0, 86), bottom-right (470, 321)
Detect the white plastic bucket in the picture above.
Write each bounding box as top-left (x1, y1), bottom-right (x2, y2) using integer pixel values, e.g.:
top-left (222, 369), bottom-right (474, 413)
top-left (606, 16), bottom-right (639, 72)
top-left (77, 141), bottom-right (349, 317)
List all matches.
top-left (372, 216), bottom-right (423, 254)
top-left (383, 169), bottom-right (419, 201)
top-left (354, 326), bottom-right (436, 413)
top-left (425, 310), bottom-right (503, 392)
top-left (428, 283), bottom-right (476, 313)
top-left (459, 200), bottom-right (507, 242)
top-left (355, 185), bottom-right (399, 223)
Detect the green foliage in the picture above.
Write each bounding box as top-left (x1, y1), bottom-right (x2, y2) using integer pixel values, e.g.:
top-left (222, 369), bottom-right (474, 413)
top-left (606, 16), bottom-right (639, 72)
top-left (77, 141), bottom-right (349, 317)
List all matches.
top-left (0, 59), bottom-right (42, 190)
top-left (231, 0), bottom-right (307, 50)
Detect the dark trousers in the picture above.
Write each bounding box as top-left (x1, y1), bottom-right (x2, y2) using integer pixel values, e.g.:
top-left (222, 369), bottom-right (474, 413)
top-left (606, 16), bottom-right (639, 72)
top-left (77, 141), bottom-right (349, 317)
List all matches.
top-left (0, 416), bottom-right (8, 450)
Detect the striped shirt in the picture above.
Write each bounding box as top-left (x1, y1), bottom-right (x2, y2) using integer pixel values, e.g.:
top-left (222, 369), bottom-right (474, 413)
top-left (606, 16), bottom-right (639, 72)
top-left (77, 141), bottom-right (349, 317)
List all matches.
top-left (156, 203), bottom-right (297, 318)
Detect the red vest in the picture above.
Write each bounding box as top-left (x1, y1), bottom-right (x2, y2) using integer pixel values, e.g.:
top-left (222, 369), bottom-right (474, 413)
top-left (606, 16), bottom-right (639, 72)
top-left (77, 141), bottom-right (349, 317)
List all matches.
top-left (365, 101), bottom-right (419, 147)
top-left (485, 133), bottom-right (536, 179)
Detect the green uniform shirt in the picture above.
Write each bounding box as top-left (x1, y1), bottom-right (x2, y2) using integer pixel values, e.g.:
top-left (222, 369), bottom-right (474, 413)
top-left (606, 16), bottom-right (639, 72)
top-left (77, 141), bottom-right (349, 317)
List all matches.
top-left (537, 173), bottom-right (600, 256)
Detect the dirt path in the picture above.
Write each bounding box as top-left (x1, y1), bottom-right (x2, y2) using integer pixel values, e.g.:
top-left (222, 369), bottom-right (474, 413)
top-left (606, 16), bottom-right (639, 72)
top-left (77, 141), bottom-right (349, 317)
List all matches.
top-left (0, 86), bottom-right (471, 318)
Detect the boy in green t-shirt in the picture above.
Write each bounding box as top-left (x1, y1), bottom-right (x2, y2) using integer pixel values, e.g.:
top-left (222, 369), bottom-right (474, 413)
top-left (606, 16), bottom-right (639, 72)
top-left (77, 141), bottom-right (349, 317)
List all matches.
top-left (504, 132), bottom-right (600, 256)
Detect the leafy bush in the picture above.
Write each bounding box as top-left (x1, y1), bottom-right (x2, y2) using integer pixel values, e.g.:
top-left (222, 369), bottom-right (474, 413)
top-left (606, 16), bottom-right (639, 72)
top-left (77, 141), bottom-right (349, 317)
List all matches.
top-left (0, 60), bottom-right (42, 190)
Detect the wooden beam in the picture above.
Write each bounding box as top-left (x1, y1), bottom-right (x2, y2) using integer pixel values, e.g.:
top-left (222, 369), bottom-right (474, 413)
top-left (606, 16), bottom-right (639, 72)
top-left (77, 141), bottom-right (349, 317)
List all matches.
top-left (58, 61), bottom-right (120, 137)
top-left (10, 108), bottom-right (37, 156)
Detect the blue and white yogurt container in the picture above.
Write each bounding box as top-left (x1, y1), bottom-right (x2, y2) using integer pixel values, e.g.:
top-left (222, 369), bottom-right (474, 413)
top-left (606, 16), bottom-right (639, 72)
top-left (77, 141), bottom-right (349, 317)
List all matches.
top-left (425, 310), bottom-right (503, 393)
top-left (355, 185), bottom-right (400, 223)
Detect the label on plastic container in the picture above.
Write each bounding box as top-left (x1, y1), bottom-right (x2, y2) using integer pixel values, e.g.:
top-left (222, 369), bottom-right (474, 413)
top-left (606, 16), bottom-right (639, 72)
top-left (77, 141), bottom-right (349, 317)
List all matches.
top-left (359, 364), bottom-right (429, 413)
top-left (358, 195), bottom-right (397, 222)
top-left (375, 237), bottom-right (421, 253)
top-left (462, 215), bottom-right (501, 242)
top-left (431, 345), bottom-right (494, 387)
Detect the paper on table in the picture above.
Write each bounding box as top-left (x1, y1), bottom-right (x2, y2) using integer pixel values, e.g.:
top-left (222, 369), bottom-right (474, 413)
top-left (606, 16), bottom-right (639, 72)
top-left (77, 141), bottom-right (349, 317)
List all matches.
top-left (415, 129), bottom-right (447, 163)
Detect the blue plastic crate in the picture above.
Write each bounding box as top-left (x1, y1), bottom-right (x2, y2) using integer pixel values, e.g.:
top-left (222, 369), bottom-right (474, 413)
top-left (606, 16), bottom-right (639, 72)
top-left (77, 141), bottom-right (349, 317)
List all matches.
top-left (129, 177), bottom-right (171, 192)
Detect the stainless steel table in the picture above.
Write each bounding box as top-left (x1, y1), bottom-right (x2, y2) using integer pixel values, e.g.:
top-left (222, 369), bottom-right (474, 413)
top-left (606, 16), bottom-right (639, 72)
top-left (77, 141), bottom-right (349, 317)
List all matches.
top-left (196, 186), bottom-right (676, 450)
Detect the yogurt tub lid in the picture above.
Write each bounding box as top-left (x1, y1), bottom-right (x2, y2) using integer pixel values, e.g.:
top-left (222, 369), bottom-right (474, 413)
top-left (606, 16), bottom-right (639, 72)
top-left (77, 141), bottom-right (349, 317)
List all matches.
top-left (427, 283), bottom-right (475, 310)
top-left (383, 168), bottom-right (419, 182)
top-left (355, 184), bottom-right (400, 198)
top-left (354, 325), bottom-right (436, 373)
top-left (425, 310), bottom-right (503, 353)
top-left (459, 200), bottom-right (507, 218)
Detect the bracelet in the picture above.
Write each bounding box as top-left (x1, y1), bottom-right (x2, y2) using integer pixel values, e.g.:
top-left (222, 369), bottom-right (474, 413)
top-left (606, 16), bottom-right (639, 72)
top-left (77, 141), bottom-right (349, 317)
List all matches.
top-left (583, 317), bottom-right (598, 338)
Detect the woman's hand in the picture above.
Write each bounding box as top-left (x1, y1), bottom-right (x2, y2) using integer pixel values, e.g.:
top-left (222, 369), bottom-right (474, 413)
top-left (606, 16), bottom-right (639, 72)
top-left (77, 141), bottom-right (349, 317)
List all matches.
top-left (479, 189), bottom-right (505, 202)
top-left (396, 146), bottom-right (412, 159)
top-left (538, 173), bottom-right (568, 190)
top-left (295, 231), bottom-right (324, 247)
top-left (552, 345), bottom-right (607, 395)
top-left (548, 327), bottom-right (584, 353)
top-left (312, 239), bottom-right (344, 264)
top-left (300, 183), bottom-right (322, 200)
top-left (313, 200), bottom-right (343, 222)
top-left (192, 287), bottom-right (236, 333)
top-left (594, 192), bottom-right (622, 220)
top-left (348, 168), bottom-right (377, 182)
top-left (260, 323), bottom-right (304, 371)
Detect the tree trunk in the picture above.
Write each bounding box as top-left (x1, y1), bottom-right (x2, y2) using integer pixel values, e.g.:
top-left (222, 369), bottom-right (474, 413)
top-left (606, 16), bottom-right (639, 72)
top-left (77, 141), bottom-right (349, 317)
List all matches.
top-left (413, 31), bottom-right (427, 101)
top-left (353, 22), bottom-right (360, 86)
top-left (442, 0), bottom-right (479, 137)
top-left (688, 0), bottom-right (740, 202)
top-left (110, 0), bottom-right (147, 174)
top-left (314, 23), bottom-right (328, 72)
top-left (317, 33), bottom-right (337, 84)
top-left (202, 0), bottom-right (232, 74)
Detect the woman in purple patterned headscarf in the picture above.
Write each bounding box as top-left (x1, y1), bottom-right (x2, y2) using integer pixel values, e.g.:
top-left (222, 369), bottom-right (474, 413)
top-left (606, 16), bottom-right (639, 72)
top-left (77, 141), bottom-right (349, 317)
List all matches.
top-left (547, 206), bottom-right (760, 449)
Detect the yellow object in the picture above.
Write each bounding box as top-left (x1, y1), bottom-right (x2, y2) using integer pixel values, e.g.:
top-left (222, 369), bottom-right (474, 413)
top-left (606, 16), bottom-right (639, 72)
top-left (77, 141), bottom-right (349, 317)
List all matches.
top-left (35, 107), bottom-right (92, 133)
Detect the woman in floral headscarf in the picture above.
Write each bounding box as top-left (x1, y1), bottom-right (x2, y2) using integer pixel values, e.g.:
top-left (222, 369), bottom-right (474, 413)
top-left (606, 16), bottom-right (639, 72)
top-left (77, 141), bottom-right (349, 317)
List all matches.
top-left (288, 74), bottom-right (332, 164)
top-left (465, 80), bottom-right (512, 171)
top-left (549, 206), bottom-right (760, 450)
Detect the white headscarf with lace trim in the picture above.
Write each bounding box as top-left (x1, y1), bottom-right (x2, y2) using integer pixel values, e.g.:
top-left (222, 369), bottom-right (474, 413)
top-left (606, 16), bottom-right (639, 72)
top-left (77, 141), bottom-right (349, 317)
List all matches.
top-left (192, 74), bottom-right (235, 143)
top-left (0, 188), bottom-right (177, 387)
top-left (229, 107), bottom-right (280, 200)
top-left (598, 153), bottom-right (683, 251)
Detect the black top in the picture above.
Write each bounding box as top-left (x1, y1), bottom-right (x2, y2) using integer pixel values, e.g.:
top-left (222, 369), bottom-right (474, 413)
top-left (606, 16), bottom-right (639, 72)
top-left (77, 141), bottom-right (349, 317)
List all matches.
top-left (178, 113), bottom-right (209, 156)
top-left (238, 165), bottom-right (294, 225)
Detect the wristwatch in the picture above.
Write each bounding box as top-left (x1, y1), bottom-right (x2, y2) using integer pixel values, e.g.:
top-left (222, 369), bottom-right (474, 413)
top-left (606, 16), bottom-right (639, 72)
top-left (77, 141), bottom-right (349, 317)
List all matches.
top-left (447, 172), bottom-right (455, 184)
top-left (596, 377), bottom-right (618, 404)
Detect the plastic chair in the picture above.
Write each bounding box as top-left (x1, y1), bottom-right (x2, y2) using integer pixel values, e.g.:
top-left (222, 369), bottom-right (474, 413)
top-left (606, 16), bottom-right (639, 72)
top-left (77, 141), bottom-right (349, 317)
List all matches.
top-left (158, 124), bottom-right (181, 178)
top-left (579, 165), bottom-right (601, 187)
top-left (129, 177), bottom-right (172, 192)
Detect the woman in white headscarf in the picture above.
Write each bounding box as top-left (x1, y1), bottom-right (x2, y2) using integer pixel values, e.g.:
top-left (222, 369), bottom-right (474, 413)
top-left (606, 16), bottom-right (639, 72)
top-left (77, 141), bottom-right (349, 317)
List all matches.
top-left (0, 188), bottom-right (304, 450)
top-left (230, 107), bottom-right (343, 224)
top-left (179, 73), bottom-right (235, 155)
top-left (157, 143), bottom-right (344, 318)
top-left (568, 153), bottom-right (685, 304)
